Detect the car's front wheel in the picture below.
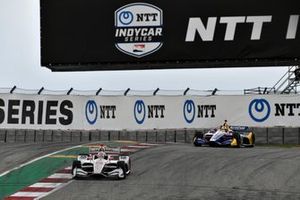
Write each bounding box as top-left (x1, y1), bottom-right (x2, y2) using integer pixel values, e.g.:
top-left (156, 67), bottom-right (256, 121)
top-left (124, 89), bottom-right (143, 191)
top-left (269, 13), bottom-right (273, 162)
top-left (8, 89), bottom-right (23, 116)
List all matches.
top-left (232, 132), bottom-right (241, 148)
top-left (117, 161), bottom-right (127, 180)
top-left (72, 160), bottom-right (81, 179)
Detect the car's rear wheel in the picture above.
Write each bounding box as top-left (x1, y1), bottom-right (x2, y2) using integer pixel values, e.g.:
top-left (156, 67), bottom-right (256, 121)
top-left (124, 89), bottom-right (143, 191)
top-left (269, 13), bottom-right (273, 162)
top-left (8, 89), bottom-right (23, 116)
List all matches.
top-left (193, 136), bottom-right (202, 146)
top-left (193, 132), bottom-right (203, 146)
top-left (250, 133), bottom-right (255, 147)
top-left (194, 131), bottom-right (203, 138)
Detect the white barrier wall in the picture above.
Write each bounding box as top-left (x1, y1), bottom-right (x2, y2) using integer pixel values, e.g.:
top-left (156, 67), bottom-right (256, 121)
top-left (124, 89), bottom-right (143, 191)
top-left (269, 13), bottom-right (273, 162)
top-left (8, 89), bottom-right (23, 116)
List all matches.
top-left (0, 94), bottom-right (299, 130)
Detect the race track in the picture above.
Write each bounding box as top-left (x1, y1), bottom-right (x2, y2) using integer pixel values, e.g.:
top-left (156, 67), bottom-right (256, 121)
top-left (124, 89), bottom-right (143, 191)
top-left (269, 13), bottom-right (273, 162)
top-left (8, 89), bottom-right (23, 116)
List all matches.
top-left (42, 144), bottom-right (300, 200)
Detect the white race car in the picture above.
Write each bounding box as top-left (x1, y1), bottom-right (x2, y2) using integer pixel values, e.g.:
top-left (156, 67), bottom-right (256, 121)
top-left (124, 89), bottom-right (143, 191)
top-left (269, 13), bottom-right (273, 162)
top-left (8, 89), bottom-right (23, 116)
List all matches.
top-left (72, 146), bottom-right (131, 179)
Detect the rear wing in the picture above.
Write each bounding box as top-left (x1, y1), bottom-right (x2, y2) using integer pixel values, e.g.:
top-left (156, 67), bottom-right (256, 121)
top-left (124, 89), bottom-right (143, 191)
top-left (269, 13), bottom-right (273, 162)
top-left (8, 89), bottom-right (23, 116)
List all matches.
top-left (230, 126), bottom-right (249, 131)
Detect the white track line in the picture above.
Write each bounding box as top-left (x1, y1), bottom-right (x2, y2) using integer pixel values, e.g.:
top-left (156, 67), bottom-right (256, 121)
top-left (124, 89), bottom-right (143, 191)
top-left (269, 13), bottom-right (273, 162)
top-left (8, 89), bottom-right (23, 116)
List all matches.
top-left (0, 145), bottom-right (82, 178)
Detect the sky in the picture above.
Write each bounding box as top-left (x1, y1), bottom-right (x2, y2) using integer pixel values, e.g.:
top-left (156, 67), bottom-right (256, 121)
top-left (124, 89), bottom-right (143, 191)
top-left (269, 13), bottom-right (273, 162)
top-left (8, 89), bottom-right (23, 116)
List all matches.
top-left (0, 0), bottom-right (289, 93)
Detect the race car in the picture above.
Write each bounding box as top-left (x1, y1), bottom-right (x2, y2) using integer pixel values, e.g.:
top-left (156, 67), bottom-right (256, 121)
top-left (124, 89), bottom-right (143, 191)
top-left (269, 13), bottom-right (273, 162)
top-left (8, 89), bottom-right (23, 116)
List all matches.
top-left (72, 145), bottom-right (131, 179)
top-left (193, 126), bottom-right (255, 147)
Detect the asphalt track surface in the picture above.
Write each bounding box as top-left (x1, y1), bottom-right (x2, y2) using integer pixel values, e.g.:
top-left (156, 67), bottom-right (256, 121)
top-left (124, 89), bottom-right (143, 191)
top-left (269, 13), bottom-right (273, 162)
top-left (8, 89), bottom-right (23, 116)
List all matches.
top-left (41, 143), bottom-right (300, 200)
top-left (0, 142), bottom-right (83, 174)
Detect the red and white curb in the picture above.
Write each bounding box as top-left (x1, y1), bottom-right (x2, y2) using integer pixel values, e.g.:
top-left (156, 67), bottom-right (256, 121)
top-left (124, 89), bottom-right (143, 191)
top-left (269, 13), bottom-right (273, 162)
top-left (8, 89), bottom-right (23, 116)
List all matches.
top-left (4, 167), bottom-right (73, 200)
top-left (121, 143), bottom-right (155, 152)
top-left (4, 143), bottom-right (159, 200)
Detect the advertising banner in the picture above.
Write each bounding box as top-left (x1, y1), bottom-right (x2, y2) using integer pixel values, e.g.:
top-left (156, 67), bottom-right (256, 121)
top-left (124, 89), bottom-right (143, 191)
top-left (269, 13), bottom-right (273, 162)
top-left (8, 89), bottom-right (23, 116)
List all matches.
top-left (0, 94), bottom-right (299, 130)
top-left (40, 0), bottom-right (300, 71)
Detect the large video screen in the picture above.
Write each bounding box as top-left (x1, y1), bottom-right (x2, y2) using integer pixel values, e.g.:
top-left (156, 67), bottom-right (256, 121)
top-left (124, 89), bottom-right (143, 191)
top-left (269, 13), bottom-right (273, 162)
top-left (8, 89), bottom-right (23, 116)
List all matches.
top-left (40, 0), bottom-right (300, 71)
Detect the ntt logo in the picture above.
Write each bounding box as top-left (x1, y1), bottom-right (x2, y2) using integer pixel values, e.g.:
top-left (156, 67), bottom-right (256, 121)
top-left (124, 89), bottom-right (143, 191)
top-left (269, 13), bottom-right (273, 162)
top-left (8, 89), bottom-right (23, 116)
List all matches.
top-left (134, 100), bottom-right (146, 124)
top-left (183, 100), bottom-right (196, 123)
top-left (85, 100), bottom-right (98, 125)
top-left (248, 99), bottom-right (271, 122)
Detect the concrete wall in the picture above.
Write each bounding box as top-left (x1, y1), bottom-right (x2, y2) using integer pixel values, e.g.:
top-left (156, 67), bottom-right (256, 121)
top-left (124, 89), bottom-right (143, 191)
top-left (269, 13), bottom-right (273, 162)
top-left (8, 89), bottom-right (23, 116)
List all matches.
top-left (0, 128), bottom-right (300, 144)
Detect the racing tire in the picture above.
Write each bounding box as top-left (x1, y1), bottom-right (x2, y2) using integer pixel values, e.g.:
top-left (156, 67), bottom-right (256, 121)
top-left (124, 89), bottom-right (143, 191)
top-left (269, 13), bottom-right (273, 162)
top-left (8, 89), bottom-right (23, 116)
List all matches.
top-left (250, 133), bottom-right (255, 147)
top-left (232, 132), bottom-right (241, 148)
top-left (126, 158), bottom-right (131, 175)
top-left (193, 137), bottom-right (202, 147)
top-left (72, 160), bottom-right (81, 179)
top-left (194, 131), bottom-right (203, 139)
top-left (117, 161), bottom-right (127, 180)
top-left (193, 132), bottom-right (203, 147)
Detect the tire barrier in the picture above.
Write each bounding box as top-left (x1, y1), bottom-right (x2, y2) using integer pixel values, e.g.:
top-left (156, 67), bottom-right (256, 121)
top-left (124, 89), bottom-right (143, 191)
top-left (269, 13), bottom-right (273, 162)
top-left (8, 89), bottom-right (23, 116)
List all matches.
top-left (0, 128), bottom-right (300, 145)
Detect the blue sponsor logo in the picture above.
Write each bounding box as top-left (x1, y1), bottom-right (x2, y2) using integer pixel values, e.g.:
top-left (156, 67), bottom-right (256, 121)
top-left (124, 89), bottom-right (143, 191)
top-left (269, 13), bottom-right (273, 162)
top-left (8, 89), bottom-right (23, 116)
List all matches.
top-left (85, 100), bottom-right (98, 125)
top-left (119, 11), bottom-right (134, 25)
top-left (183, 100), bottom-right (195, 124)
top-left (134, 100), bottom-right (146, 124)
top-left (248, 99), bottom-right (271, 122)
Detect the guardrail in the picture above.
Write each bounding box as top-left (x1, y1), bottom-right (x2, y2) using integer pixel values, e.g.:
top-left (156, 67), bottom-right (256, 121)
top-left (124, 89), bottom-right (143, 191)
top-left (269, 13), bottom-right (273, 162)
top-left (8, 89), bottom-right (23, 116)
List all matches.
top-left (0, 128), bottom-right (300, 145)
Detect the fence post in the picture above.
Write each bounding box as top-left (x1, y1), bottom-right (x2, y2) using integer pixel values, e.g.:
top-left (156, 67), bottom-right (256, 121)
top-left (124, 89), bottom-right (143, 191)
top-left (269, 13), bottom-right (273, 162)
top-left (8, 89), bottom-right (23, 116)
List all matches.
top-left (108, 131), bottom-right (110, 141)
top-left (266, 128), bottom-right (269, 144)
top-left (165, 130), bottom-right (167, 143)
top-left (155, 130), bottom-right (158, 143)
top-left (60, 130), bottom-right (64, 142)
top-left (145, 131), bottom-right (148, 142)
top-left (174, 130), bottom-right (177, 143)
top-left (298, 128), bottom-right (300, 145)
top-left (89, 131), bottom-right (92, 141)
top-left (282, 128), bottom-right (285, 145)
top-left (135, 131), bottom-right (138, 141)
top-left (51, 130), bottom-right (54, 142)
top-left (184, 129), bottom-right (187, 143)
top-left (4, 130), bottom-right (7, 143)
top-left (34, 130), bottom-right (37, 142)
top-left (24, 130), bottom-right (27, 143)
top-left (80, 131), bottom-right (82, 142)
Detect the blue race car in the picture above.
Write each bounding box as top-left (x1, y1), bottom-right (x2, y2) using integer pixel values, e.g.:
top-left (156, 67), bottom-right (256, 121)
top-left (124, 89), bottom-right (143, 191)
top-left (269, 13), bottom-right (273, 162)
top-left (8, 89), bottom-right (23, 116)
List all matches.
top-left (193, 126), bottom-right (255, 147)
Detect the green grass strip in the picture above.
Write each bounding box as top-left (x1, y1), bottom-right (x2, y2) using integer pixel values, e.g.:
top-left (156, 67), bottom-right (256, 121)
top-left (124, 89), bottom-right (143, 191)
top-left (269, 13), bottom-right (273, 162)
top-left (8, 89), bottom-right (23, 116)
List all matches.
top-left (0, 146), bottom-right (88, 199)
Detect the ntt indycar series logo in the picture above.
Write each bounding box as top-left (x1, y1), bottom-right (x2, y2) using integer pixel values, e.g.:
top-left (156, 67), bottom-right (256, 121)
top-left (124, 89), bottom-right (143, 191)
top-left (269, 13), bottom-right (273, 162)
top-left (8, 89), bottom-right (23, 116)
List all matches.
top-left (114, 3), bottom-right (163, 58)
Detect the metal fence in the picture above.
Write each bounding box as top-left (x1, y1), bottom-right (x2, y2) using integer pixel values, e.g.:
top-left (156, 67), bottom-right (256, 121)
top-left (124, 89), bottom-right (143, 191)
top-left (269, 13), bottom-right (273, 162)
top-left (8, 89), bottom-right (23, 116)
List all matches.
top-left (0, 128), bottom-right (300, 145)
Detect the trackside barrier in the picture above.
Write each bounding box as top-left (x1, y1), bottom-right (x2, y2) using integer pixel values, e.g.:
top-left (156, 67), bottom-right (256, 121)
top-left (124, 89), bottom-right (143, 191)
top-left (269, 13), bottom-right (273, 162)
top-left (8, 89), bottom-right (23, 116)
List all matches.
top-left (0, 128), bottom-right (300, 145)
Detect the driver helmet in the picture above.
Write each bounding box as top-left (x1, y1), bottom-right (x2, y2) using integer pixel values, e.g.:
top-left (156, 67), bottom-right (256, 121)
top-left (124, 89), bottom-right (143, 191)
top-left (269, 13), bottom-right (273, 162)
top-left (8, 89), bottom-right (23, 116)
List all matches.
top-left (99, 146), bottom-right (106, 152)
top-left (97, 151), bottom-right (106, 158)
